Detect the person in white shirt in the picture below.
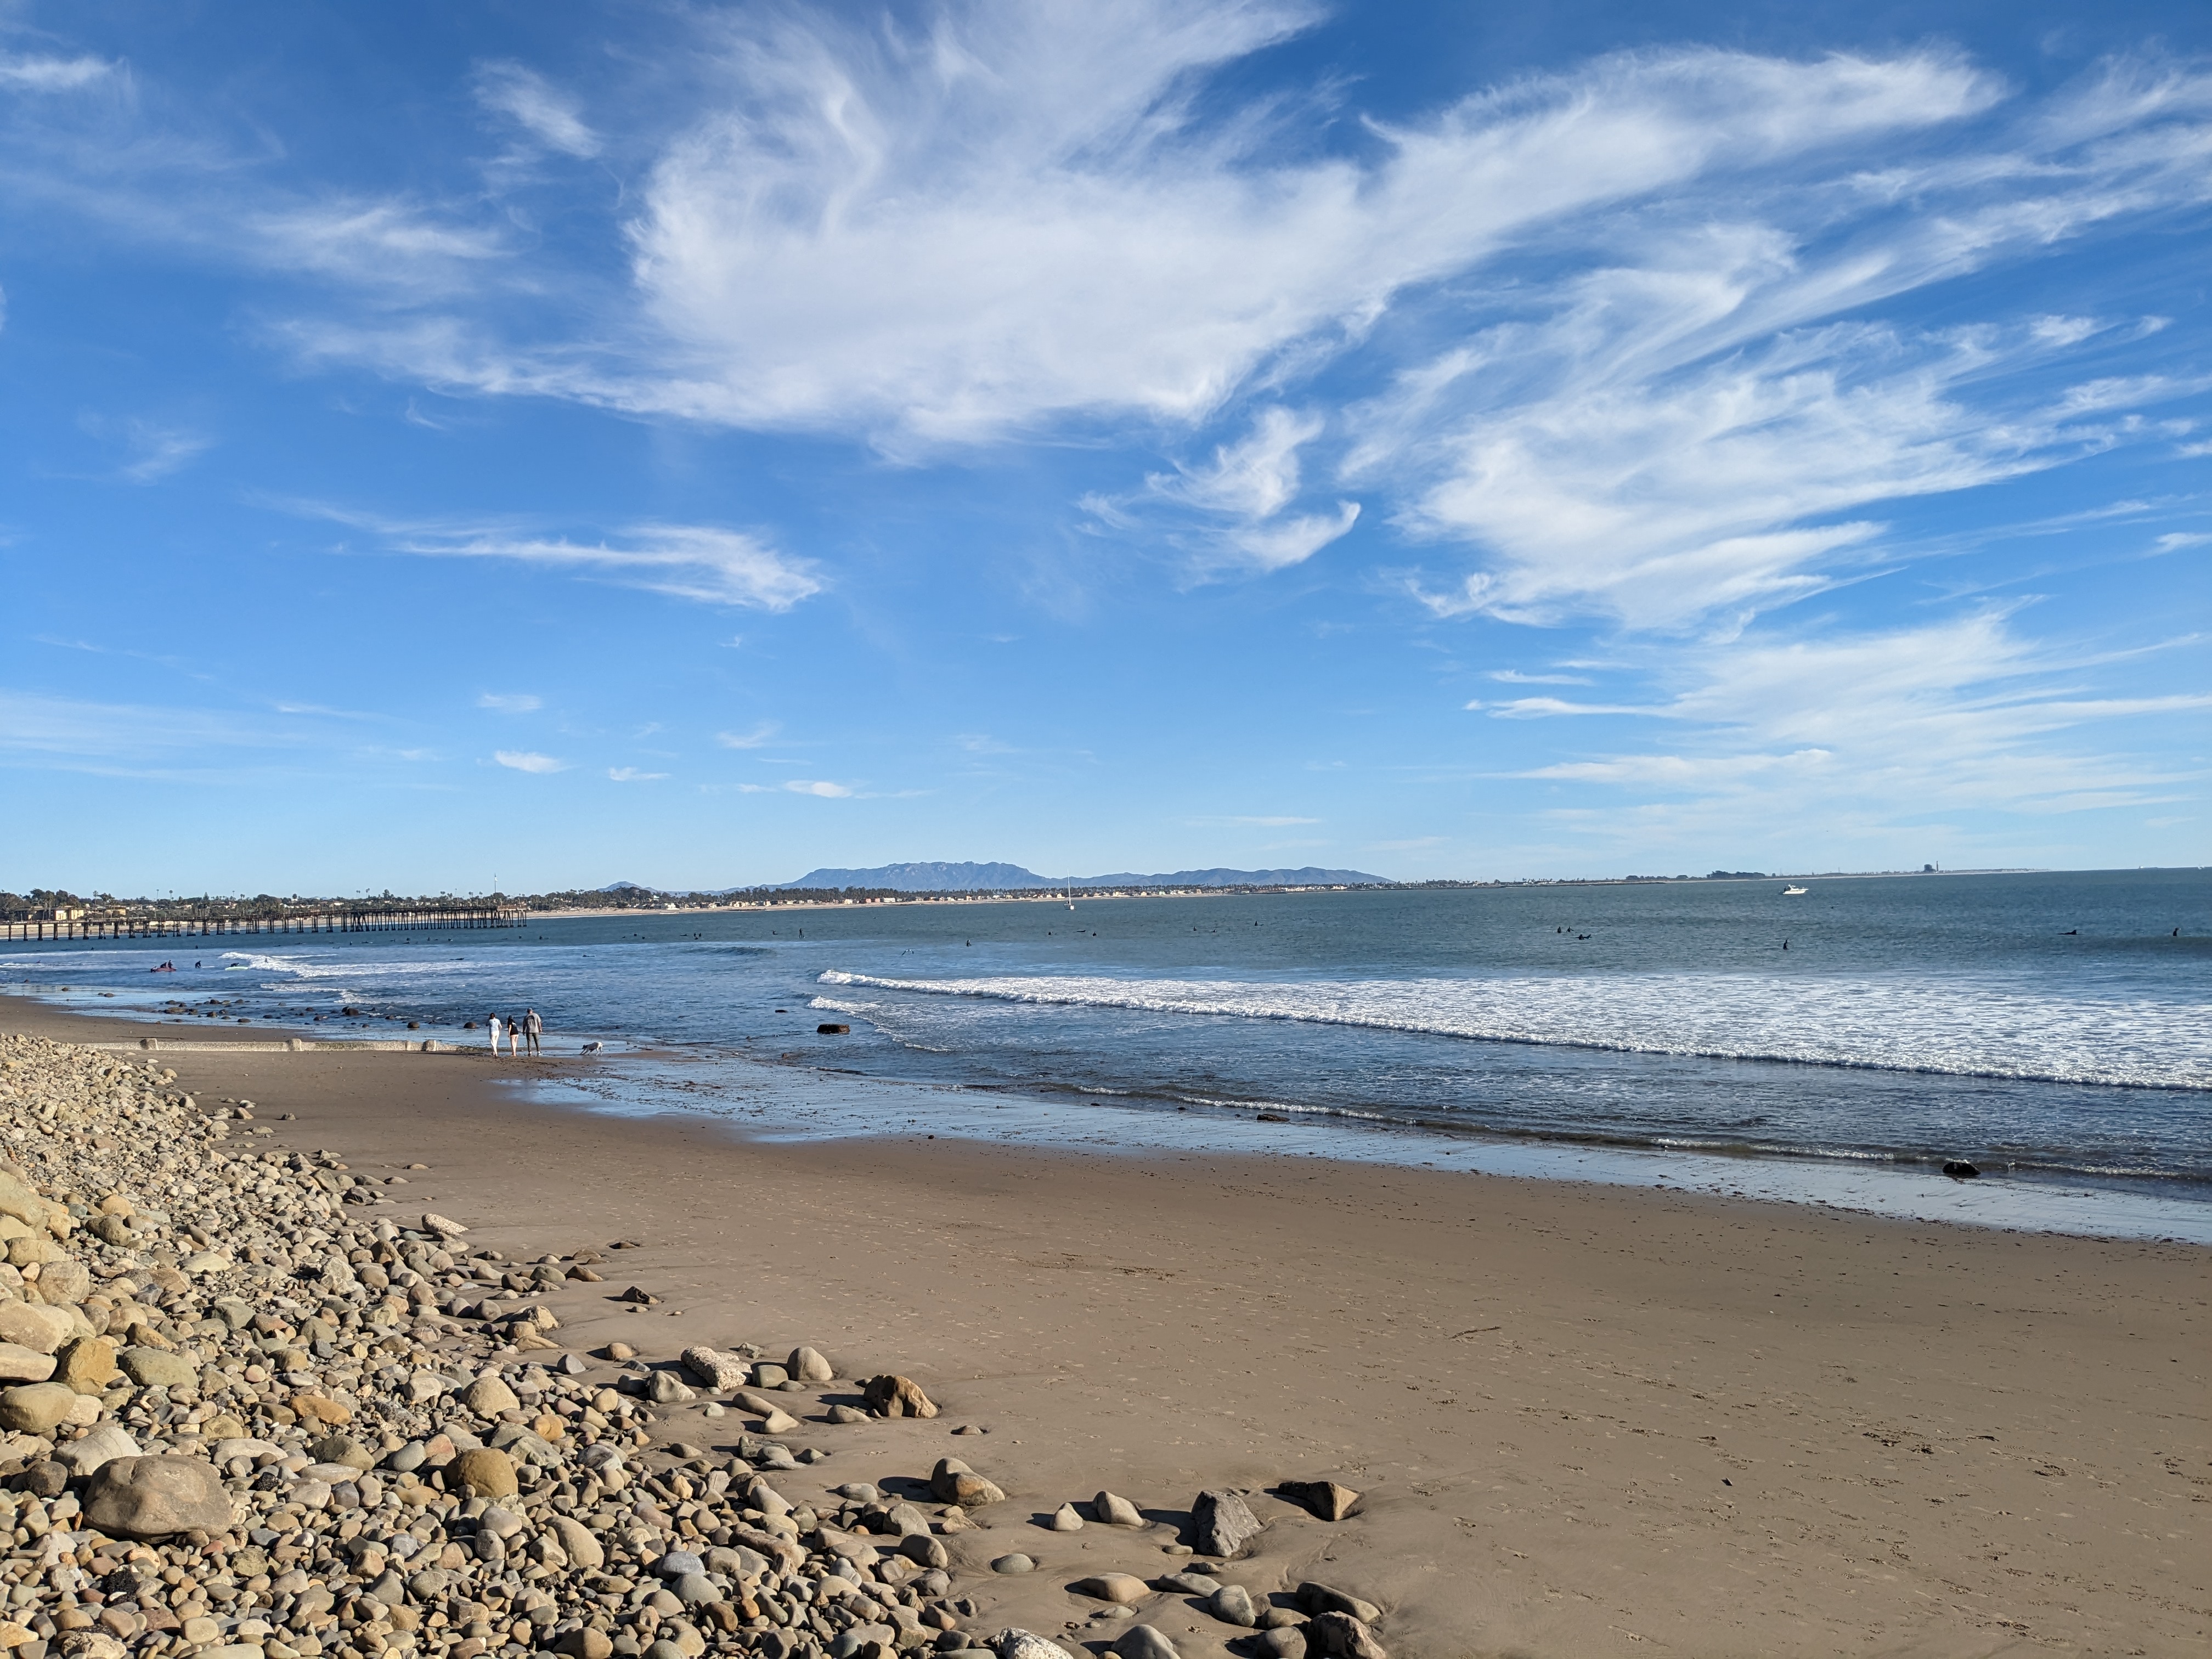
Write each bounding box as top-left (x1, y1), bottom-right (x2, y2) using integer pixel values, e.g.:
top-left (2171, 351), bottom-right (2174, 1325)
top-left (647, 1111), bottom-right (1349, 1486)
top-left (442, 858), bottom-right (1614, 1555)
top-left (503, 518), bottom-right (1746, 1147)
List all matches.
top-left (487, 1014), bottom-right (503, 1056)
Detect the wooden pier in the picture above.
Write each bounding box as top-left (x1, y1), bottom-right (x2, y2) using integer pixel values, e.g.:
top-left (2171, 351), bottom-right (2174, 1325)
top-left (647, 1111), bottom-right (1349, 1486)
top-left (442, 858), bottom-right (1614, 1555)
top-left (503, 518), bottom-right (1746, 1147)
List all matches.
top-left (0, 903), bottom-right (524, 943)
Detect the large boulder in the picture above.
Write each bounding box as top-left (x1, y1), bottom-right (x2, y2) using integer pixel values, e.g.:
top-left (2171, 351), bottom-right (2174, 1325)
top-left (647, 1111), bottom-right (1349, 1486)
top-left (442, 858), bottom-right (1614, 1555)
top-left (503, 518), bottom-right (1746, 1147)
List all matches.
top-left (1193, 1488), bottom-right (1264, 1558)
top-left (680, 1347), bottom-right (748, 1391)
top-left (453, 1447), bottom-right (518, 1498)
top-left (34, 1260), bottom-right (90, 1305)
top-left (0, 1344), bottom-right (54, 1384)
top-left (291, 1393), bottom-right (351, 1427)
top-left (464, 1374), bottom-right (519, 1416)
top-left (929, 1457), bottom-right (1006, 1508)
top-left (83, 1455), bottom-right (235, 1538)
top-left (54, 1424), bottom-right (140, 1477)
top-left (54, 1336), bottom-right (118, 1395)
top-left (1093, 1489), bottom-right (1143, 1527)
top-left (1298, 1584), bottom-right (1383, 1624)
top-left (118, 1347), bottom-right (198, 1389)
top-left (991, 1635), bottom-right (1073, 1659)
top-left (0, 1302), bottom-right (74, 1355)
top-left (308, 1434), bottom-right (375, 1471)
top-left (1279, 1480), bottom-right (1362, 1522)
top-left (546, 1515), bottom-right (604, 1570)
top-left (0, 1171), bottom-right (60, 1234)
top-left (1301, 1611), bottom-right (1388, 1658)
top-left (862, 1374), bottom-right (936, 1418)
top-left (0, 1381), bottom-right (83, 1434)
top-left (1071, 1573), bottom-right (1150, 1606)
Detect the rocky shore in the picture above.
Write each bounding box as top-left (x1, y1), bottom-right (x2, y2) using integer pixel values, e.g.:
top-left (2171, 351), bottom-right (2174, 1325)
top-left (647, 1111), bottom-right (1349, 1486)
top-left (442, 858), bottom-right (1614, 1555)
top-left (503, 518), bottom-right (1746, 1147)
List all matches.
top-left (0, 1036), bottom-right (1390, 1659)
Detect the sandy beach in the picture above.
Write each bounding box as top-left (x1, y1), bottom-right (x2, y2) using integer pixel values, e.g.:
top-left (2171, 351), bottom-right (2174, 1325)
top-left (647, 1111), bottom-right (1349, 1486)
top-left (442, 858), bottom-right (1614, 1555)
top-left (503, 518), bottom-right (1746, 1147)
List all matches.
top-left (4, 997), bottom-right (2205, 1658)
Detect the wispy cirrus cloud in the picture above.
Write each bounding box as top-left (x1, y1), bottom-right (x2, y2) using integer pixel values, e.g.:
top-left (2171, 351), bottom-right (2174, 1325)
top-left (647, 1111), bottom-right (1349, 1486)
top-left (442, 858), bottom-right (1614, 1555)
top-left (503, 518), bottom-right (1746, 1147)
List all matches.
top-left (10, 6), bottom-right (2203, 637)
top-left (0, 691), bottom-right (302, 760)
top-left (0, 54), bottom-right (111, 91)
top-left (73, 415), bottom-right (213, 484)
top-left (715, 722), bottom-right (780, 749)
top-left (1487, 669), bottom-right (1596, 686)
top-left (472, 61), bottom-right (600, 159)
top-left (225, 9), bottom-right (2002, 456)
top-left (785, 779), bottom-right (851, 798)
top-left (493, 749), bottom-right (566, 774)
top-left (402, 526), bottom-right (819, 610)
top-left (607, 766), bottom-right (667, 782)
top-left (274, 501), bottom-right (823, 610)
top-left (477, 692), bottom-right (541, 713)
top-left (1107, 407), bottom-right (1361, 573)
top-left (1468, 696), bottom-right (1657, 718)
top-left (1516, 611), bottom-right (2212, 819)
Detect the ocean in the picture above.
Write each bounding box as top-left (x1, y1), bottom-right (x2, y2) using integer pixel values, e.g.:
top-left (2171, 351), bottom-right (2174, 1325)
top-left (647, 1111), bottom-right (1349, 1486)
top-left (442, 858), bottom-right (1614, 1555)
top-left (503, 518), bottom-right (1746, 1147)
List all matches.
top-left (7, 868), bottom-right (2208, 1240)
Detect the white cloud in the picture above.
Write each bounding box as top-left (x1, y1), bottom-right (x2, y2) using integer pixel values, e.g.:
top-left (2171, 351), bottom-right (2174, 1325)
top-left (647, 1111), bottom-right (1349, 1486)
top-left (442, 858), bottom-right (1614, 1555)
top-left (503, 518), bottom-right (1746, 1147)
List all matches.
top-left (493, 750), bottom-right (567, 774)
top-left (602, 27), bottom-right (1992, 444)
top-left (0, 691), bottom-right (301, 759)
top-left (0, 55), bottom-right (111, 91)
top-left (1528, 749), bottom-right (1833, 785)
top-left (1468, 696), bottom-right (1655, 717)
top-left (278, 501), bottom-right (823, 611)
top-left (715, 722), bottom-right (780, 748)
top-left (3, 8), bottom-right (2202, 654)
top-left (242, 202), bottom-right (509, 301)
top-left (1220, 501), bottom-right (1362, 572)
top-left (1099, 405), bottom-right (1361, 571)
top-left (785, 779), bottom-right (852, 797)
top-left (413, 525), bottom-right (819, 609)
top-left (116, 423), bottom-right (212, 484)
top-left (78, 416), bottom-right (213, 484)
top-left (1192, 815), bottom-right (1321, 826)
top-left (1385, 310), bottom-right (2123, 629)
top-left (477, 692), bottom-right (541, 713)
top-left (473, 61), bottom-right (600, 159)
top-left (242, 10), bottom-right (1996, 453)
top-left (1517, 611), bottom-right (2212, 819)
top-left (1350, 54), bottom-right (2212, 628)
top-left (608, 766), bottom-right (667, 782)
top-left (1487, 669), bottom-right (1594, 685)
top-left (1155, 407), bottom-right (1323, 520)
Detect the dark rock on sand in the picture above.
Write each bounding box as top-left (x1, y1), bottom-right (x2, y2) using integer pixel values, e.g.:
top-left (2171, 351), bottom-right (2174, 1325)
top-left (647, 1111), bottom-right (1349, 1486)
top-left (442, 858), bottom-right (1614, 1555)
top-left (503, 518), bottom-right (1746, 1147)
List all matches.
top-left (83, 1455), bottom-right (235, 1538)
top-left (1193, 1487), bottom-right (1265, 1558)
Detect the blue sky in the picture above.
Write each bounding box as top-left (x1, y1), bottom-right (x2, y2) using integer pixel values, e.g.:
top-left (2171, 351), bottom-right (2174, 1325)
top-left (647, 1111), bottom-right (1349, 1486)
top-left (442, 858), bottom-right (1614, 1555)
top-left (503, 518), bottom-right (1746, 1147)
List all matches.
top-left (1, 0), bottom-right (2206, 894)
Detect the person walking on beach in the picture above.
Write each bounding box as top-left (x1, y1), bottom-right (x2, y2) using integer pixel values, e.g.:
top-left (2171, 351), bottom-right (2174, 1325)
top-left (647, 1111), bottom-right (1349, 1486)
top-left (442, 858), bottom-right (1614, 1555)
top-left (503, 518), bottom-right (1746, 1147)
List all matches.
top-left (487, 1013), bottom-right (503, 1056)
top-left (523, 1007), bottom-right (543, 1055)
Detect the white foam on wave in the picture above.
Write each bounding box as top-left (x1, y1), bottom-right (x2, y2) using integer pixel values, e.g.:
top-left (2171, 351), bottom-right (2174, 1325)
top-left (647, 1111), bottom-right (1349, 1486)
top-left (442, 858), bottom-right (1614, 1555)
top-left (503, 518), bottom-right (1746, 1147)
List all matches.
top-left (217, 949), bottom-right (475, 981)
top-left (816, 969), bottom-right (2212, 1091)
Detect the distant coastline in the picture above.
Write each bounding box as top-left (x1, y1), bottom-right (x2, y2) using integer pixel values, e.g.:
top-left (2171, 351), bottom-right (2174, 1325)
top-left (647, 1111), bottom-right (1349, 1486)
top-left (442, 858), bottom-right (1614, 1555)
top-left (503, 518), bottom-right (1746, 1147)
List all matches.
top-left (538, 864), bottom-right (2061, 918)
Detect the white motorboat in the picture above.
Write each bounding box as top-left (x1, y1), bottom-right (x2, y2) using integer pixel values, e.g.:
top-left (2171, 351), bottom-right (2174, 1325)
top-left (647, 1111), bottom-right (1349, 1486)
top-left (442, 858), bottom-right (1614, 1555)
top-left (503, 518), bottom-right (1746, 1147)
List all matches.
top-left (1781, 884), bottom-right (1809, 896)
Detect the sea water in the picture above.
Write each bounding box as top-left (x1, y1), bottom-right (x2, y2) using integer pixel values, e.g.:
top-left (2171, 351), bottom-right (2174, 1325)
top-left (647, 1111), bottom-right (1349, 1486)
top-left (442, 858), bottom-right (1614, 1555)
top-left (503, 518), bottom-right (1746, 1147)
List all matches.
top-left (7, 869), bottom-right (2207, 1238)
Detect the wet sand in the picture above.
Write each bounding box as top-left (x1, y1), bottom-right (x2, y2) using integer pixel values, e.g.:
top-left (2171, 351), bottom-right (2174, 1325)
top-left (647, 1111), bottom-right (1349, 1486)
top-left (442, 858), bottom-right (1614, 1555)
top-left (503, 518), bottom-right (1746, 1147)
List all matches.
top-left (7, 997), bottom-right (2206, 1657)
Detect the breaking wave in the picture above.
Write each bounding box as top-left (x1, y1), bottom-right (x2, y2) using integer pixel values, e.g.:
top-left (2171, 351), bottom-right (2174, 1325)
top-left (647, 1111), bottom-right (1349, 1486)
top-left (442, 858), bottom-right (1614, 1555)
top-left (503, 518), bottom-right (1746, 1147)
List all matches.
top-left (816, 969), bottom-right (2212, 1092)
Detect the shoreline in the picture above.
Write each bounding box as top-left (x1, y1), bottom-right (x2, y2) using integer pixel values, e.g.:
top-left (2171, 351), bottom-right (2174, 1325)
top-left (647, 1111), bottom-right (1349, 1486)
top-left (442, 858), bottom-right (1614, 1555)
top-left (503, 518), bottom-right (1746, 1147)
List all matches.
top-left (3, 995), bottom-right (2207, 1655)
top-left (11, 985), bottom-right (2211, 1246)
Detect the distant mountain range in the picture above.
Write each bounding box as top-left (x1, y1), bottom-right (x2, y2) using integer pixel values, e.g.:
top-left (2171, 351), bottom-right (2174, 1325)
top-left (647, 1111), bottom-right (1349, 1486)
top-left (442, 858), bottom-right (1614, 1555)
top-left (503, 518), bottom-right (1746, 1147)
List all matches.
top-left (769, 860), bottom-right (1390, 891)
